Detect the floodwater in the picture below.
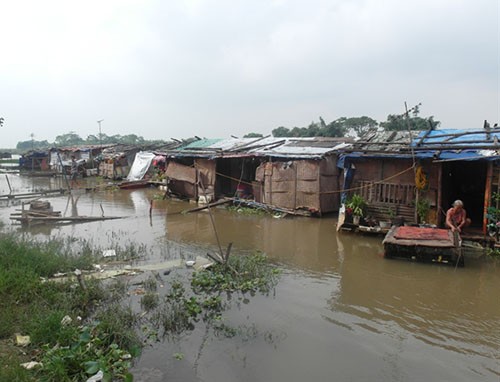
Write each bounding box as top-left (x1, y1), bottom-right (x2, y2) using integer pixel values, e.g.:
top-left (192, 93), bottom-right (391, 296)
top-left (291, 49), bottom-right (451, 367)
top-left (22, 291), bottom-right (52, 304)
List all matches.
top-left (1, 174), bottom-right (499, 382)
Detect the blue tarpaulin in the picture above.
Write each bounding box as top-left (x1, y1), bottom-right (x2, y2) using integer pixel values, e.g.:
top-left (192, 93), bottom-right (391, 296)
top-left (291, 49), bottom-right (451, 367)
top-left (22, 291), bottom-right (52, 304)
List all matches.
top-left (338, 129), bottom-right (500, 168)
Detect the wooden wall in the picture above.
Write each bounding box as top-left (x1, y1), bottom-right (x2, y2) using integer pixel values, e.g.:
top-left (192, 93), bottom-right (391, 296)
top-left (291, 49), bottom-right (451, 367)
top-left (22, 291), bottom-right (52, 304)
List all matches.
top-left (349, 158), bottom-right (440, 224)
top-left (255, 156), bottom-right (340, 214)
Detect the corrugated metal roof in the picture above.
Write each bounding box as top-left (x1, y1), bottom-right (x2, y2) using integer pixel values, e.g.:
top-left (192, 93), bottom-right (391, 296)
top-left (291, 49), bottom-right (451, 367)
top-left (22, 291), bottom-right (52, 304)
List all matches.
top-left (168, 137), bottom-right (352, 159)
top-left (351, 131), bottom-right (416, 152)
top-left (178, 138), bottom-right (223, 149)
top-left (340, 128), bottom-right (500, 163)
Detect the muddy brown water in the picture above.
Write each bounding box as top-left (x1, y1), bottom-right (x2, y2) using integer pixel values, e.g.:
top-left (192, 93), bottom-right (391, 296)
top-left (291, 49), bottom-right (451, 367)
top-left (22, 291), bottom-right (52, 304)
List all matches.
top-left (1, 175), bottom-right (499, 381)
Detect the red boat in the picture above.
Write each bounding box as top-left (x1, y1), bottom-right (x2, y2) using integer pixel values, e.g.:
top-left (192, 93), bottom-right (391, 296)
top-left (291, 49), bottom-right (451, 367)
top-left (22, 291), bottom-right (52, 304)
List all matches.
top-left (383, 226), bottom-right (464, 267)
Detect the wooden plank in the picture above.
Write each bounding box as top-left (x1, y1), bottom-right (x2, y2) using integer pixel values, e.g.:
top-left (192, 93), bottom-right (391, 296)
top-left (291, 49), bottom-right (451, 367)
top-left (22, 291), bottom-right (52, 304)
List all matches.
top-left (182, 198), bottom-right (232, 214)
top-left (11, 216), bottom-right (124, 222)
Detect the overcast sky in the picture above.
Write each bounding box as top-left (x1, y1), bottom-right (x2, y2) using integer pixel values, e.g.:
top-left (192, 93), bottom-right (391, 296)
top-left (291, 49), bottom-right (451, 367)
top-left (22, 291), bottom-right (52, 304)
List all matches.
top-left (0, 0), bottom-right (498, 148)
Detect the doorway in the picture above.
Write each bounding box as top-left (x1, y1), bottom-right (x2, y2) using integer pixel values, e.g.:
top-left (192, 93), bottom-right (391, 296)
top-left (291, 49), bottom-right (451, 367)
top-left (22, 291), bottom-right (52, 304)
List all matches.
top-left (441, 161), bottom-right (486, 228)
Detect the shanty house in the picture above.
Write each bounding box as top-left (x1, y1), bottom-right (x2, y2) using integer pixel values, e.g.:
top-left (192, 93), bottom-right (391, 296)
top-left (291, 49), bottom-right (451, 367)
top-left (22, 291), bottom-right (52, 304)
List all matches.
top-left (162, 137), bottom-right (351, 215)
top-left (338, 127), bottom-right (500, 236)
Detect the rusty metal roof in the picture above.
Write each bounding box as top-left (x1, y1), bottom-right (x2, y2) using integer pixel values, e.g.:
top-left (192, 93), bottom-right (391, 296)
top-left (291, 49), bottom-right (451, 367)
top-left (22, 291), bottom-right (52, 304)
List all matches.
top-left (169, 137), bottom-right (352, 159)
top-left (340, 128), bottom-right (500, 162)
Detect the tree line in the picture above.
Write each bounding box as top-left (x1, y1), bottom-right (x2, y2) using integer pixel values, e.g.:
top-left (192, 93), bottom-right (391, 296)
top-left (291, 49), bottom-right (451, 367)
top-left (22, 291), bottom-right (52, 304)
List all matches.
top-left (12, 105), bottom-right (439, 150)
top-left (245, 105), bottom-right (439, 138)
top-left (16, 132), bottom-right (164, 151)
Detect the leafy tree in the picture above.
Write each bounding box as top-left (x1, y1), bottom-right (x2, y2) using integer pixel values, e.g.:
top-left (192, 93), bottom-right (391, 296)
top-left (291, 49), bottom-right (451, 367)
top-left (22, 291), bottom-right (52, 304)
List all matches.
top-left (321, 119), bottom-right (346, 137)
top-left (16, 131), bottom-right (155, 150)
top-left (86, 134), bottom-right (99, 144)
top-left (54, 132), bottom-right (85, 146)
top-left (339, 116), bottom-right (378, 137)
top-left (381, 105), bottom-right (439, 131)
top-left (272, 126), bottom-right (291, 137)
top-left (16, 140), bottom-right (50, 151)
top-left (243, 132), bottom-right (264, 138)
top-left (272, 117), bottom-right (351, 138)
top-left (290, 127), bottom-right (306, 137)
top-left (119, 134), bottom-right (145, 144)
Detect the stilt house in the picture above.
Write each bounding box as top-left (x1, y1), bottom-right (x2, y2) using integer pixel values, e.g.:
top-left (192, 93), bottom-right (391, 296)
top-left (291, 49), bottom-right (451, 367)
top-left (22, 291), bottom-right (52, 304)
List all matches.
top-left (338, 127), bottom-right (500, 236)
top-left (162, 137), bottom-right (351, 215)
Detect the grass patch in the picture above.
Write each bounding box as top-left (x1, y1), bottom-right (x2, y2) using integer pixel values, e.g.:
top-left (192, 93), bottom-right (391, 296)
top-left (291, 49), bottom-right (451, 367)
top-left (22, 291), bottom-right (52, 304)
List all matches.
top-left (0, 232), bottom-right (281, 380)
top-left (0, 232), bottom-right (139, 381)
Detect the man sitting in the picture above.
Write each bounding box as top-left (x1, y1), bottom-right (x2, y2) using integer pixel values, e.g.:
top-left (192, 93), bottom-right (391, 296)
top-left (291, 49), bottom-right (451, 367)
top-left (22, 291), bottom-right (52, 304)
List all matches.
top-left (445, 200), bottom-right (471, 233)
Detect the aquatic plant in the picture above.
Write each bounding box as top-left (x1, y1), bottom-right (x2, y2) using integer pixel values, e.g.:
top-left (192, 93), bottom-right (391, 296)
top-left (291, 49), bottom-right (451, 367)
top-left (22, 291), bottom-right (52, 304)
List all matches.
top-left (149, 280), bottom-right (206, 335)
top-left (140, 253), bottom-right (280, 338)
top-left (36, 323), bottom-right (137, 382)
top-left (227, 205), bottom-right (268, 216)
top-left (486, 248), bottom-right (500, 258)
top-left (152, 192), bottom-right (165, 200)
top-left (191, 252), bottom-right (281, 294)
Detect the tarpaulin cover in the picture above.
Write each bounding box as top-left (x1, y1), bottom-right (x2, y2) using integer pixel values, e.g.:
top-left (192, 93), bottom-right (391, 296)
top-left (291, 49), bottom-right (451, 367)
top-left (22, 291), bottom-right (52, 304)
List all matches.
top-left (126, 151), bottom-right (155, 181)
top-left (416, 129), bottom-right (500, 146)
top-left (393, 226), bottom-right (451, 241)
top-left (338, 129), bottom-right (500, 167)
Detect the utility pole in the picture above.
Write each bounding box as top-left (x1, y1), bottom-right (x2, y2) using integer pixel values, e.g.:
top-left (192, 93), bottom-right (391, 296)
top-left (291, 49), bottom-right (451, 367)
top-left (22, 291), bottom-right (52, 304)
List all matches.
top-left (30, 133), bottom-right (34, 172)
top-left (97, 119), bottom-right (104, 146)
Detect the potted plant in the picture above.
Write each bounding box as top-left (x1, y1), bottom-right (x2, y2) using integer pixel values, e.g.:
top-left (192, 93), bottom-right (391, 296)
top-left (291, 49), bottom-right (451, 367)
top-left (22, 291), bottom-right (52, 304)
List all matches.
top-left (345, 194), bottom-right (367, 225)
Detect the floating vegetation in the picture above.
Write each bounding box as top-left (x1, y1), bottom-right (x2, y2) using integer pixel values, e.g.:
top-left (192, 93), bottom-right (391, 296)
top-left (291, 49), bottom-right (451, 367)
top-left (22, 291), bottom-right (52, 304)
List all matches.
top-left (486, 248), bottom-right (500, 258)
top-left (152, 192), bottom-right (166, 201)
top-left (140, 252), bottom-right (280, 339)
top-left (227, 205), bottom-right (268, 216)
top-left (191, 252), bottom-right (281, 294)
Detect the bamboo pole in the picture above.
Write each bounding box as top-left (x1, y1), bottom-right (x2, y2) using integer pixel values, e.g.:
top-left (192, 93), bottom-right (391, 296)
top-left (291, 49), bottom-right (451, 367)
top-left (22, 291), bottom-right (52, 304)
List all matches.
top-left (437, 163), bottom-right (443, 226)
top-left (5, 175), bottom-right (12, 194)
top-left (198, 174), bottom-right (225, 263)
top-left (56, 150), bottom-right (70, 191)
top-left (483, 162), bottom-right (493, 235)
top-left (182, 198), bottom-right (232, 214)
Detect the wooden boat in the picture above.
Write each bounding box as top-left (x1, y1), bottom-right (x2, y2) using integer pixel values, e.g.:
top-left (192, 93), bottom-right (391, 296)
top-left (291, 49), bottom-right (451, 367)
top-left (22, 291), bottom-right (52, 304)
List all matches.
top-left (10, 200), bottom-right (125, 226)
top-left (118, 180), bottom-right (150, 189)
top-left (382, 226), bottom-right (464, 267)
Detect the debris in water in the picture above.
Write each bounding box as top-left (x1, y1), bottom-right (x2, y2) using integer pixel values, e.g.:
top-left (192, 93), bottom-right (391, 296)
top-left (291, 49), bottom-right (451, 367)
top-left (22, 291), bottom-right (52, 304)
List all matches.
top-left (15, 333), bottom-right (30, 347)
top-left (102, 249), bottom-right (116, 258)
top-left (86, 370), bottom-right (104, 382)
top-left (20, 361), bottom-right (42, 370)
top-left (60, 315), bottom-right (72, 326)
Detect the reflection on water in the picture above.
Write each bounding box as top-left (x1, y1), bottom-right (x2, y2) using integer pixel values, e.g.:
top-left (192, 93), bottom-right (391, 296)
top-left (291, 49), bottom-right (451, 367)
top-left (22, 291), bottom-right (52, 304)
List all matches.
top-left (1, 176), bottom-right (499, 381)
top-left (330, 234), bottom-right (500, 357)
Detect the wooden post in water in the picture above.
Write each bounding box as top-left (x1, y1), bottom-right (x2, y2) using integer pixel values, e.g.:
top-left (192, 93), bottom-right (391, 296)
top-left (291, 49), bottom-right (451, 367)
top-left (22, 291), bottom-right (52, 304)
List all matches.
top-left (483, 162), bottom-right (493, 235)
top-left (5, 175), bottom-right (12, 194)
top-left (437, 163), bottom-right (443, 226)
top-left (56, 150), bottom-right (70, 191)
